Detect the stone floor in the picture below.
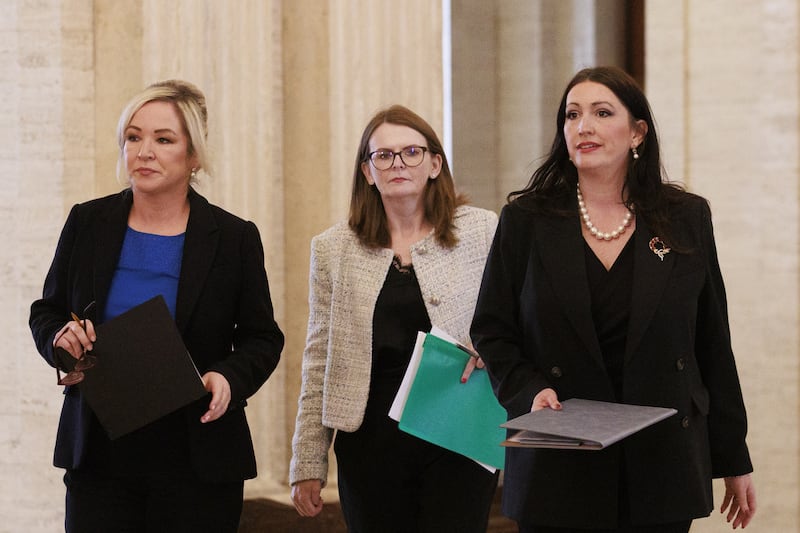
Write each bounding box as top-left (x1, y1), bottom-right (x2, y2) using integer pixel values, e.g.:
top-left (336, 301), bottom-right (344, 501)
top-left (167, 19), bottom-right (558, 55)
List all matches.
top-left (239, 485), bottom-right (518, 532)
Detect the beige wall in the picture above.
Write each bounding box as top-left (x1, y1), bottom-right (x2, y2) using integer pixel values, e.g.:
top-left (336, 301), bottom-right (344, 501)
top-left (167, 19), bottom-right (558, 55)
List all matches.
top-left (4, 0), bottom-right (443, 529)
top-left (2, 1), bottom-right (797, 531)
top-left (451, 0), bottom-right (628, 212)
top-left (647, 2), bottom-right (799, 531)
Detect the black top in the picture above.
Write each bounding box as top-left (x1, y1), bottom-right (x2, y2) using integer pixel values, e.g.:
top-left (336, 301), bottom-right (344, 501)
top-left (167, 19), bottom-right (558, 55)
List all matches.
top-left (367, 258), bottom-right (432, 418)
top-left (471, 199), bottom-right (752, 527)
top-left (584, 233), bottom-right (635, 401)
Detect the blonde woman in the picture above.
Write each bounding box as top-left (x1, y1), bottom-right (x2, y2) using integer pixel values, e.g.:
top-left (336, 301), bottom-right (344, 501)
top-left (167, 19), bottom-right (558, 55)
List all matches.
top-left (30, 80), bottom-right (283, 532)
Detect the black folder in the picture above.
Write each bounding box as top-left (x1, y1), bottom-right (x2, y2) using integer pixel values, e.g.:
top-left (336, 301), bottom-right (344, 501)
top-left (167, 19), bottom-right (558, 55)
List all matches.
top-left (500, 398), bottom-right (677, 450)
top-left (58, 295), bottom-right (207, 439)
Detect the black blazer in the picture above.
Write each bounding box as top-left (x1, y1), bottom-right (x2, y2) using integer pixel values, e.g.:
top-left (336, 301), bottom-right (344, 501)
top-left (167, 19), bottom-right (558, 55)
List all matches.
top-left (29, 188), bottom-right (284, 482)
top-left (471, 194), bottom-right (752, 529)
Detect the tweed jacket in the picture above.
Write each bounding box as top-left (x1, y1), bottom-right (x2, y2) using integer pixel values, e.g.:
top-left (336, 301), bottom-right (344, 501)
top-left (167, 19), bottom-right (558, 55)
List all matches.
top-left (471, 193), bottom-right (752, 528)
top-left (289, 205), bottom-right (498, 485)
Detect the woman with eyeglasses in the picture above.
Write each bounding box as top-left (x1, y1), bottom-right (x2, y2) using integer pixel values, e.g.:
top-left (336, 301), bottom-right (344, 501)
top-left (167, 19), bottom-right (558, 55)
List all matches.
top-left (289, 105), bottom-right (499, 532)
top-left (29, 80), bottom-right (284, 532)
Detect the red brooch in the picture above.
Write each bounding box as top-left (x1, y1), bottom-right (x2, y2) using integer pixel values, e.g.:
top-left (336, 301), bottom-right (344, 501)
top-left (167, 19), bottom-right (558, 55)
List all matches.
top-left (649, 237), bottom-right (671, 261)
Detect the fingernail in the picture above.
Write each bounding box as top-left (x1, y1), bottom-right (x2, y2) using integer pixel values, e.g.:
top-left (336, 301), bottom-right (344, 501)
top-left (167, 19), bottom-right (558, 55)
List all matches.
top-left (461, 377), bottom-right (467, 383)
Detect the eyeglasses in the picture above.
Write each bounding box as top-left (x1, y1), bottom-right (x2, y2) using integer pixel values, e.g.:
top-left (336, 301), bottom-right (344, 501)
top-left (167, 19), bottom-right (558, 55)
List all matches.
top-left (56, 301), bottom-right (97, 386)
top-left (367, 146), bottom-right (428, 170)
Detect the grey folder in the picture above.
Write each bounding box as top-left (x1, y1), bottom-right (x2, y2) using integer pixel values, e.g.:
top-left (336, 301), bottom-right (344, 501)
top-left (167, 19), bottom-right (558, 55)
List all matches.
top-left (58, 295), bottom-right (207, 440)
top-left (500, 398), bottom-right (677, 450)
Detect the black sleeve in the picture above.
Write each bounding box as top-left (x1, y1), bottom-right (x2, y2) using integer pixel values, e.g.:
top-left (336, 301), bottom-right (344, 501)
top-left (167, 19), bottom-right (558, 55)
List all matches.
top-left (29, 204), bottom-right (81, 368)
top-left (207, 221), bottom-right (284, 404)
top-left (471, 204), bottom-right (551, 418)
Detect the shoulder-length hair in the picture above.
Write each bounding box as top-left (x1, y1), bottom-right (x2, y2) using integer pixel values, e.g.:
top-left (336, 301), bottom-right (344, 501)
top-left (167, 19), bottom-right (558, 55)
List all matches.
top-left (509, 66), bottom-right (686, 246)
top-left (348, 105), bottom-right (467, 249)
top-left (115, 79), bottom-right (211, 185)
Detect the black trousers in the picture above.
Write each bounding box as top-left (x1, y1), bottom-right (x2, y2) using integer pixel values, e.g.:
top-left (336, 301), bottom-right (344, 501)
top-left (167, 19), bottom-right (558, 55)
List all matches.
top-left (64, 468), bottom-right (244, 533)
top-left (517, 462), bottom-right (692, 533)
top-left (334, 412), bottom-right (499, 533)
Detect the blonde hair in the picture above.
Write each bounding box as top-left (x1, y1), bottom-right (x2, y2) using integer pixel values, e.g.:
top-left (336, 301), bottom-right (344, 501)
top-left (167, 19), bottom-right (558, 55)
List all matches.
top-left (115, 79), bottom-right (210, 184)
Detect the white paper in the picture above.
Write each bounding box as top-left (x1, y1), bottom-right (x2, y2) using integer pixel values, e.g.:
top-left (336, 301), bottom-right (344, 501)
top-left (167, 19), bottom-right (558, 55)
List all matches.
top-left (388, 331), bottom-right (427, 421)
top-left (389, 327), bottom-right (456, 421)
top-left (388, 327), bottom-right (497, 472)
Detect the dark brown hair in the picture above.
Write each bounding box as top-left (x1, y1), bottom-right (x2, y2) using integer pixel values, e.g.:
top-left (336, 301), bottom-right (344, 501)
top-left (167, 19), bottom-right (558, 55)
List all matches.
top-left (509, 66), bottom-right (687, 249)
top-left (348, 105), bottom-right (467, 249)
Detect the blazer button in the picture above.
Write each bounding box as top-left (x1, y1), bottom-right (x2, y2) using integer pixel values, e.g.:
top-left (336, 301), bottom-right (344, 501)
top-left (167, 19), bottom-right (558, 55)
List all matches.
top-left (549, 366), bottom-right (563, 378)
top-left (681, 416), bottom-right (690, 428)
top-left (676, 358), bottom-right (686, 371)
top-left (428, 295), bottom-right (441, 306)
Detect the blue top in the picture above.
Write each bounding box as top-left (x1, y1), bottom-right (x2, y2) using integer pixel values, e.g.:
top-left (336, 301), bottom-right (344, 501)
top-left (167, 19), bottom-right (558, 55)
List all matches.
top-left (104, 227), bottom-right (185, 321)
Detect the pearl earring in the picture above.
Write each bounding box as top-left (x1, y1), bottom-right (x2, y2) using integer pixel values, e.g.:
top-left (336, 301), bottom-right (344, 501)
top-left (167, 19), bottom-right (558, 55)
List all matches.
top-left (631, 146), bottom-right (639, 160)
top-left (190, 168), bottom-right (198, 180)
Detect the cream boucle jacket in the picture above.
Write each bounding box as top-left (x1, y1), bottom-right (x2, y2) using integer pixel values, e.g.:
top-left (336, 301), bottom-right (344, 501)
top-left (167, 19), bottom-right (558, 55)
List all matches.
top-left (289, 205), bottom-right (498, 485)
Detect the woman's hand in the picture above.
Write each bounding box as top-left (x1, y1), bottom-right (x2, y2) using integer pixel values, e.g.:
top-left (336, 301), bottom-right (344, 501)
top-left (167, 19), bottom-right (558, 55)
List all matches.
top-left (531, 388), bottom-right (561, 412)
top-left (460, 344), bottom-right (485, 383)
top-left (200, 371), bottom-right (231, 423)
top-left (53, 318), bottom-right (96, 359)
top-left (721, 473), bottom-right (756, 529)
top-left (292, 479), bottom-right (324, 517)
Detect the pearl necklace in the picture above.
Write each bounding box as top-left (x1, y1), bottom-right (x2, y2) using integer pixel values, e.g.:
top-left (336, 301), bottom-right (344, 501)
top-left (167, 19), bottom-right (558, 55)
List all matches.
top-left (577, 185), bottom-right (634, 241)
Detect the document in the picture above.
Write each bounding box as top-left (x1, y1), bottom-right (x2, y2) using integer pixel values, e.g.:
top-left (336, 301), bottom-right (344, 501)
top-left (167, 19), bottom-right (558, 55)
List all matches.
top-left (58, 295), bottom-right (207, 439)
top-left (390, 328), bottom-right (507, 471)
top-left (501, 398), bottom-right (677, 450)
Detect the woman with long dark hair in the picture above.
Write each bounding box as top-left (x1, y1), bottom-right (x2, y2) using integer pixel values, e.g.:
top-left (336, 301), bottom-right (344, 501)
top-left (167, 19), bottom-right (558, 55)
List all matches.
top-left (472, 66), bottom-right (756, 532)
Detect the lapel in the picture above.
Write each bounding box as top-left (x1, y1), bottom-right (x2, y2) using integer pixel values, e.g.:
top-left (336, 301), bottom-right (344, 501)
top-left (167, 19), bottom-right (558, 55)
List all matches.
top-left (534, 212), bottom-right (605, 369)
top-left (92, 190), bottom-right (133, 322)
top-left (624, 217), bottom-right (676, 362)
top-left (175, 189), bottom-right (218, 333)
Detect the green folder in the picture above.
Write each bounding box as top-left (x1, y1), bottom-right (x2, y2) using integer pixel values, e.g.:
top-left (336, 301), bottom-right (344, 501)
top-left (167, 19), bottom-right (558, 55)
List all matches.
top-left (398, 333), bottom-right (506, 469)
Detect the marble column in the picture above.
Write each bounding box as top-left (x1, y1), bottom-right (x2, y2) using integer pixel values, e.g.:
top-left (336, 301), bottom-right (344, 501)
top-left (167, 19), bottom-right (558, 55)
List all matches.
top-left (450, 0), bottom-right (627, 212)
top-left (647, 1), bottom-right (799, 531)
